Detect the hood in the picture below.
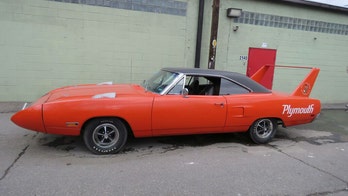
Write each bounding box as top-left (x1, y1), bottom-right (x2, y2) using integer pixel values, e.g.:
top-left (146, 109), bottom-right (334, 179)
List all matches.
top-left (46, 84), bottom-right (145, 102)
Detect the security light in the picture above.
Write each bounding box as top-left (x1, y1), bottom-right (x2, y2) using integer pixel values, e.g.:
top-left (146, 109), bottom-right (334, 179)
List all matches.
top-left (227, 8), bottom-right (242, 18)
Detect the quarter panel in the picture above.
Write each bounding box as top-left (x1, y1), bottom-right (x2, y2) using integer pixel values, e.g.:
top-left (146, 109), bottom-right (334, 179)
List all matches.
top-left (224, 93), bottom-right (321, 131)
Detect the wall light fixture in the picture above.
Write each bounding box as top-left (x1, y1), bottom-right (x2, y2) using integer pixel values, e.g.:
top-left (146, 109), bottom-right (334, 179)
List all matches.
top-left (227, 8), bottom-right (242, 18)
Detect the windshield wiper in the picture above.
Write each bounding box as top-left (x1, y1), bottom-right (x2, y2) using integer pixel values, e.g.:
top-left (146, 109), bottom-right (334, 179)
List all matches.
top-left (142, 80), bottom-right (148, 92)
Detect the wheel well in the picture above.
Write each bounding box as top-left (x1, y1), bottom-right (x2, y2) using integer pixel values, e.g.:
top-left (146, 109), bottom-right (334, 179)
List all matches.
top-left (272, 117), bottom-right (285, 127)
top-left (81, 117), bottom-right (134, 138)
top-left (250, 117), bottom-right (284, 129)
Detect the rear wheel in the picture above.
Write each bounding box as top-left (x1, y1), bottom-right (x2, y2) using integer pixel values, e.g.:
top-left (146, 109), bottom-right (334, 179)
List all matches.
top-left (249, 118), bottom-right (276, 144)
top-left (83, 118), bottom-right (128, 154)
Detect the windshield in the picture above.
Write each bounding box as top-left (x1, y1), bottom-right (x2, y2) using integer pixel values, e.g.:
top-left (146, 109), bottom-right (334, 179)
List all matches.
top-left (142, 70), bottom-right (180, 94)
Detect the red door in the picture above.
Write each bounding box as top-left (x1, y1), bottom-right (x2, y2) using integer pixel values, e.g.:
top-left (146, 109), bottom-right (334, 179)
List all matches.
top-left (247, 48), bottom-right (277, 89)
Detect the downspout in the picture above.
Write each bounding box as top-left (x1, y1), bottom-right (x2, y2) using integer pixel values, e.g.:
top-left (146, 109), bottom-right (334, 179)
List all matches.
top-left (194, 0), bottom-right (204, 68)
top-left (208, 0), bottom-right (220, 69)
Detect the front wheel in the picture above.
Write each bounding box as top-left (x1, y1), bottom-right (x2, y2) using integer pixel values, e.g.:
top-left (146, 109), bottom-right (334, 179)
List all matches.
top-left (83, 118), bottom-right (128, 154)
top-left (249, 118), bottom-right (276, 144)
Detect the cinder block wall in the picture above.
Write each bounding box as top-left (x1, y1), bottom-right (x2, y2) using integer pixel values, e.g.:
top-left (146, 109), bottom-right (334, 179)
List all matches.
top-left (216, 0), bottom-right (348, 103)
top-left (1, 0), bottom-right (347, 104)
top-left (0, 0), bottom-right (197, 102)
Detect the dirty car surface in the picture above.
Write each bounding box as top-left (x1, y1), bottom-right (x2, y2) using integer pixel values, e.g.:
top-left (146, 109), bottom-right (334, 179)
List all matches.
top-left (11, 66), bottom-right (321, 154)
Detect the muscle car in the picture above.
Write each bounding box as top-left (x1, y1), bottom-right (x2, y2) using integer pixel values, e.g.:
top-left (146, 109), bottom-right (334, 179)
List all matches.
top-left (11, 66), bottom-right (321, 154)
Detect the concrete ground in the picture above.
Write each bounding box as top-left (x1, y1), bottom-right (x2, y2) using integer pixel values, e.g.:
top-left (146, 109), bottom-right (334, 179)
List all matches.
top-left (0, 109), bottom-right (347, 195)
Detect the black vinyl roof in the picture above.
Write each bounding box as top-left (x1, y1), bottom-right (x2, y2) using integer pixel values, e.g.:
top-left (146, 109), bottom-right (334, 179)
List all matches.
top-left (162, 67), bottom-right (271, 93)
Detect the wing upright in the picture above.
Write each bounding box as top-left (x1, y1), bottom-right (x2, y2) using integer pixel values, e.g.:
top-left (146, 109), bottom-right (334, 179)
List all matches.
top-left (250, 65), bottom-right (320, 97)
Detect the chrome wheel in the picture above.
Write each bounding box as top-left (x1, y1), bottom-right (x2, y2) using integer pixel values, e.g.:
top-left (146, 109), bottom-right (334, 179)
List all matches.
top-left (254, 119), bottom-right (273, 139)
top-left (249, 118), bottom-right (276, 144)
top-left (92, 123), bottom-right (120, 148)
top-left (83, 118), bottom-right (128, 154)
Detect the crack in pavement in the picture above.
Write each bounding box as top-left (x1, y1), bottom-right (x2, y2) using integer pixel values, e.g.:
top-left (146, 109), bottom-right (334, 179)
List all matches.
top-left (307, 187), bottom-right (348, 196)
top-left (267, 144), bottom-right (348, 195)
top-left (0, 132), bottom-right (38, 182)
top-left (0, 145), bottom-right (29, 181)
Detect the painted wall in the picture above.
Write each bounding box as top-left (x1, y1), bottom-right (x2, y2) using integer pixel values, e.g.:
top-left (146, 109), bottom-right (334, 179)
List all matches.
top-left (0, 0), bottom-right (197, 101)
top-left (1, 0), bottom-right (347, 104)
top-left (215, 0), bottom-right (348, 103)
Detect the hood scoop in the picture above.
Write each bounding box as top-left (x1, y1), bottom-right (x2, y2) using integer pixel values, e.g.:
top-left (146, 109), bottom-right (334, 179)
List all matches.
top-left (97, 81), bottom-right (113, 85)
top-left (92, 92), bottom-right (116, 99)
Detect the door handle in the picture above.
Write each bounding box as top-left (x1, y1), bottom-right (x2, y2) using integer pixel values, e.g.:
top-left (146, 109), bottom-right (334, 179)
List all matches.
top-left (214, 103), bottom-right (225, 107)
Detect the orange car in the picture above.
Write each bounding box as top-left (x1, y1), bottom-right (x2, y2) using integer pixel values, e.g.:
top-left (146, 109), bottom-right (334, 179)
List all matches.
top-left (11, 66), bottom-right (320, 154)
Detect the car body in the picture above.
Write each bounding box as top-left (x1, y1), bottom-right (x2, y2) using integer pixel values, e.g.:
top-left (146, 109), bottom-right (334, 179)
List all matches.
top-left (11, 66), bottom-right (321, 154)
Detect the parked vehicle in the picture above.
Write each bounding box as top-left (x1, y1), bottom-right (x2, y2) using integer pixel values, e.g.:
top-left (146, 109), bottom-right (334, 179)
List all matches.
top-left (11, 66), bottom-right (320, 154)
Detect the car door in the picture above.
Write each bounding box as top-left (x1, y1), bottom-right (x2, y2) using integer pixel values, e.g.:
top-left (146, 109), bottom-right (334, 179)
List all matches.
top-left (152, 95), bottom-right (226, 135)
top-left (152, 94), bottom-right (227, 136)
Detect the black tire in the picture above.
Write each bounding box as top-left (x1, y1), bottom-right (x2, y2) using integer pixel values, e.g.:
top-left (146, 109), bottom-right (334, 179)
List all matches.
top-left (249, 118), bottom-right (276, 144)
top-left (83, 118), bottom-right (128, 155)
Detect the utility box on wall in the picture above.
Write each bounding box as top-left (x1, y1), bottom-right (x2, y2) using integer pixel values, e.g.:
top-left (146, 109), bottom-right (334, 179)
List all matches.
top-left (246, 48), bottom-right (277, 89)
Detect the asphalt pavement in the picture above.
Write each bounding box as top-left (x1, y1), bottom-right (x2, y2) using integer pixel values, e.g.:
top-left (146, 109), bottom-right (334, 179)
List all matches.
top-left (0, 110), bottom-right (348, 196)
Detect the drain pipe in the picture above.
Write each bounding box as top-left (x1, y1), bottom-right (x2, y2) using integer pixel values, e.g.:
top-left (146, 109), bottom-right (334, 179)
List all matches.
top-left (194, 0), bottom-right (204, 68)
top-left (207, 0), bottom-right (220, 69)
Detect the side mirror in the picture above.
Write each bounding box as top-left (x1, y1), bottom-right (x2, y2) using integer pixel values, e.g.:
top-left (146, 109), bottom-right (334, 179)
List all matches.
top-left (182, 88), bottom-right (189, 98)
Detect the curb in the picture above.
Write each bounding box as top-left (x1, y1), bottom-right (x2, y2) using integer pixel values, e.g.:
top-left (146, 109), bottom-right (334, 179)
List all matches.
top-left (0, 102), bottom-right (29, 113)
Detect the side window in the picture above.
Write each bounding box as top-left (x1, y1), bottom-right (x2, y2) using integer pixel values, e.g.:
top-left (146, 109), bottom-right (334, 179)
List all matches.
top-left (185, 75), bottom-right (219, 96)
top-left (168, 78), bottom-right (184, 95)
top-left (219, 78), bottom-right (249, 95)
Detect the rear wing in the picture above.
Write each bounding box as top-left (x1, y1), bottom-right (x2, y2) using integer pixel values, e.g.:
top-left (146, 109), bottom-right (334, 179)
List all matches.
top-left (250, 65), bottom-right (320, 97)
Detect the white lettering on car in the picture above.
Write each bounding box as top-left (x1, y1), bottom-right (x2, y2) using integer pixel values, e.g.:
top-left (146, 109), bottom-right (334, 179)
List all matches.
top-left (282, 104), bottom-right (314, 117)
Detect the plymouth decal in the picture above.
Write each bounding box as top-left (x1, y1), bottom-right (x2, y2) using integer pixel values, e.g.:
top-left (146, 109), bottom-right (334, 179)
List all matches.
top-left (282, 104), bottom-right (314, 117)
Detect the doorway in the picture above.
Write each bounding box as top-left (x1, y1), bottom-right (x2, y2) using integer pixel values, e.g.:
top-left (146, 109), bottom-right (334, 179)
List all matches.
top-left (247, 48), bottom-right (277, 89)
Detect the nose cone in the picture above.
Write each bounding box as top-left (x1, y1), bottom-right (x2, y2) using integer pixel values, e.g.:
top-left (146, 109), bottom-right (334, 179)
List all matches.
top-left (11, 104), bottom-right (46, 133)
